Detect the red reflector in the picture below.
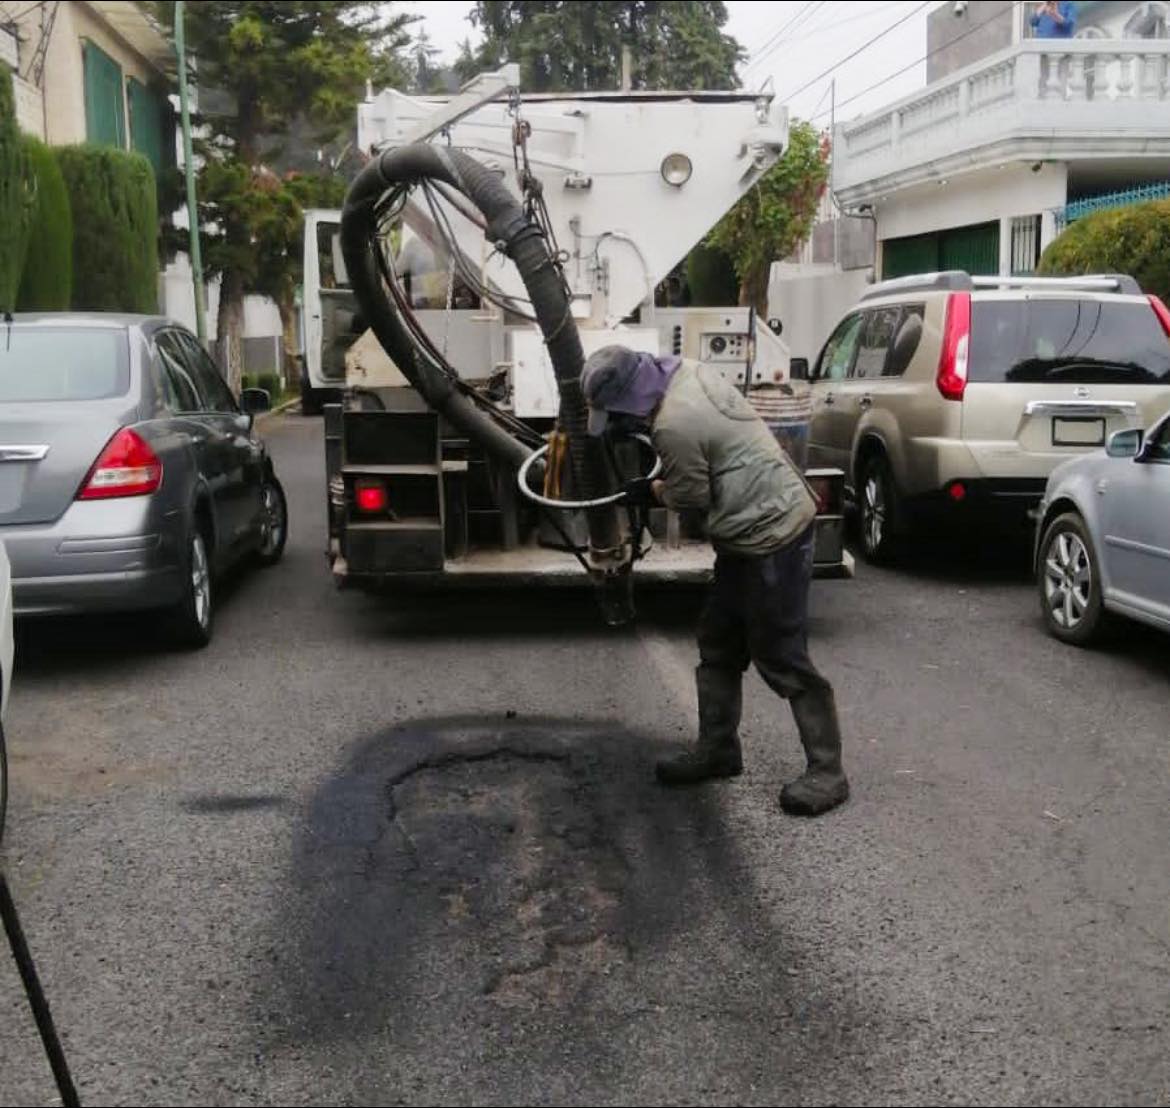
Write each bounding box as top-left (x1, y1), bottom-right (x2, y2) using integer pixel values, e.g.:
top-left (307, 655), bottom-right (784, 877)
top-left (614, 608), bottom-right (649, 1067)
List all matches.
top-left (78, 428), bottom-right (162, 500)
top-left (1148, 294), bottom-right (1170, 338)
top-left (948, 481), bottom-right (967, 502)
top-left (937, 292), bottom-right (971, 401)
top-left (355, 481), bottom-right (388, 513)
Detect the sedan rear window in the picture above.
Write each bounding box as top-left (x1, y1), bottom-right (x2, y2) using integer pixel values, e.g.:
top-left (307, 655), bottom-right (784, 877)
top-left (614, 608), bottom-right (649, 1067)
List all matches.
top-left (970, 300), bottom-right (1170, 385)
top-left (0, 327), bottom-right (131, 402)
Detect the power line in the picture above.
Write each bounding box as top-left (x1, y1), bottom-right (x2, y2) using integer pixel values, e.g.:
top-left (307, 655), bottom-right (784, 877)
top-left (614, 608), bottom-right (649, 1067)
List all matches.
top-left (2, 0), bottom-right (47, 24)
top-left (786, 1), bottom-right (917, 45)
top-left (746, 1), bottom-right (818, 66)
top-left (746, 1), bottom-right (826, 72)
top-left (807, 79), bottom-right (834, 122)
top-left (779, 0), bottom-right (932, 103)
top-left (810, 1), bottom-right (1023, 123)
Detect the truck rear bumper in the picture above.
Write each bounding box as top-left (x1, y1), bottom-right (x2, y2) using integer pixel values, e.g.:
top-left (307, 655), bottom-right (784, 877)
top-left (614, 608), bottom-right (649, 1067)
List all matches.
top-left (333, 527), bottom-right (854, 591)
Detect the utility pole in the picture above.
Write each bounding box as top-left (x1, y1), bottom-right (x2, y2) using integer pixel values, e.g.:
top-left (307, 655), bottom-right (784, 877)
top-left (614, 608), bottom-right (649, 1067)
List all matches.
top-left (831, 77), bottom-right (839, 270)
top-left (174, 0), bottom-right (207, 343)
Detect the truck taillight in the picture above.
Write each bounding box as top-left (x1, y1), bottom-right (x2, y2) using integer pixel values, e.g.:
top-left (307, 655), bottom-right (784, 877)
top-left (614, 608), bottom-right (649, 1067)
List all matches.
top-left (354, 479), bottom-right (388, 514)
top-left (78, 428), bottom-right (162, 500)
top-left (937, 291), bottom-right (971, 401)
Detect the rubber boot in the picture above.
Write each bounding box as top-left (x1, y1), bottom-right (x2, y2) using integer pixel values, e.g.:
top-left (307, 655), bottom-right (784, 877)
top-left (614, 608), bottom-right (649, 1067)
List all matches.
top-left (656, 667), bottom-right (744, 786)
top-left (780, 686), bottom-right (850, 816)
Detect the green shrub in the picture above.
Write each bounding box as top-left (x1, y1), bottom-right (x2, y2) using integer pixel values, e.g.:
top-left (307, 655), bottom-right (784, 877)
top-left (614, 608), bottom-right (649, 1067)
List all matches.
top-left (17, 135), bottom-right (72, 310)
top-left (56, 145), bottom-right (159, 313)
top-left (242, 371), bottom-right (283, 398)
top-left (0, 68), bottom-right (35, 312)
top-left (685, 244), bottom-right (740, 307)
top-left (1039, 198), bottom-right (1170, 303)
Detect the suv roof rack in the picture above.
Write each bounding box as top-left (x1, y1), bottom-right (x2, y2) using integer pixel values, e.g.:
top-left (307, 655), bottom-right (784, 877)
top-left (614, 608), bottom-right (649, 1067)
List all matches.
top-left (860, 271), bottom-right (972, 300)
top-left (861, 270), bottom-right (1142, 301)
top-left (969, 274), bottom-right (1142, 294)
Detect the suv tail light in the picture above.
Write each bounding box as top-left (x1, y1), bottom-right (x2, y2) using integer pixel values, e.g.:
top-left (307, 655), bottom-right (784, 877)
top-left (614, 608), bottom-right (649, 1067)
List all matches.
top-left (937, 291), bottom-right (971, 401)
top-left (1148, 294), bottom-right (1170, 338)
top-left (78, 428), bottom-right (162, 500)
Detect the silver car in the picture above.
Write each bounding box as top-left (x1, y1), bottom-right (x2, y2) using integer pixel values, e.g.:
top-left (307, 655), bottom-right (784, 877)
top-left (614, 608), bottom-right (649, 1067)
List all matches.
top-left (0, 314), bottom-right (287, 647)
top-left (1, 539), bottom-right (11, 838)
top-left (1035, 409), bottom-right (1170, 644)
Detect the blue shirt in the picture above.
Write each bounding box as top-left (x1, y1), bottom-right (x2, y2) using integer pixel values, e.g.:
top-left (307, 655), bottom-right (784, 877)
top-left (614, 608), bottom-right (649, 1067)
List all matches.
top-left (1031, 1), bottom-right (1077, 38)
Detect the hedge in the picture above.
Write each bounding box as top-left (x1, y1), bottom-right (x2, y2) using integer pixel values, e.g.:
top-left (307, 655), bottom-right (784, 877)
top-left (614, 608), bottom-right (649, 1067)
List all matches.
top-left (17, 135), bottom-right (72, 310)
top-left (56, 145), bottom-right (159, 314)
top-left (1038, 198), bottom-right (1170, 303)
top-left (0, 67), bottom-right (34, 312)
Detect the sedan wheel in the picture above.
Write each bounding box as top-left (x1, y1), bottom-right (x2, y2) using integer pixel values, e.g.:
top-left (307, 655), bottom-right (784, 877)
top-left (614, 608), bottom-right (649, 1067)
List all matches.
top-left (168, 528), bottom-right (213, 649)
top-left (1039, 512), bottom-right (1103, 645)
top-left (256, 476), bottom-right (288, 567)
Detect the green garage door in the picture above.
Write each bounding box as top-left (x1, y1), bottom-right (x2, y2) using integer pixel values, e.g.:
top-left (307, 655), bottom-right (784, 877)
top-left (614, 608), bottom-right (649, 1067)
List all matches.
top-left (882, 220), bottom-right (1000, 279)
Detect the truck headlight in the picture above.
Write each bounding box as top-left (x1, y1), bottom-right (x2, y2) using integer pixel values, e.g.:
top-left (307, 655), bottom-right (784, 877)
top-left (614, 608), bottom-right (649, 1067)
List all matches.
top-left (660, 153), bottom-right (692, 187)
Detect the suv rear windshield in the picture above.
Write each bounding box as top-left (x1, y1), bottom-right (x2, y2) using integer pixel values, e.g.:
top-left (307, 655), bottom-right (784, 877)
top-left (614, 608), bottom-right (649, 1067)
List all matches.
top-left (970, 299), bottom-right (1170, 385)
top-left (0, 327), bottom-right (130, 403)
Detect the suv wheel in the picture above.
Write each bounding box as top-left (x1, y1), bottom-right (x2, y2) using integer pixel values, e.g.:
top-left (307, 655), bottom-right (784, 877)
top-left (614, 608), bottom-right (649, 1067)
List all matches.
top-left (858, 453), bottom-right (900, 563)
top-left (1039, 512), bottom-right (1104, 645)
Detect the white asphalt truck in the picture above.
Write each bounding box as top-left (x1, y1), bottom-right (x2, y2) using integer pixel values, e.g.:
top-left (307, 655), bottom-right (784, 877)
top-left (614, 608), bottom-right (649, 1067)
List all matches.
top-left (304, 66), bottom-right (851, 623)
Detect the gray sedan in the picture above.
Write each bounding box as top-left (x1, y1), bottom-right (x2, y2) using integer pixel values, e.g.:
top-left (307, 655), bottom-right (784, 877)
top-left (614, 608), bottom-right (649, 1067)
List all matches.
top-left (1035, 410), bottom-right (1170, 644)
top-left (0, 314), bottom-right (287, 647)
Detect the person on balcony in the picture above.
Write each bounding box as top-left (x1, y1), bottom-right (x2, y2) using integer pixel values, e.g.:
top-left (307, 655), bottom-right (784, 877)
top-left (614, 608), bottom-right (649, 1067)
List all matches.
top-left (1031, 1), bottom-right (1077, 38)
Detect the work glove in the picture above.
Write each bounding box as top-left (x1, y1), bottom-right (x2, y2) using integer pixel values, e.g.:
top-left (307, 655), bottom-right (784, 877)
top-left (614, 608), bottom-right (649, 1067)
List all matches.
top-left (622, 477), bottom-right (657, 508)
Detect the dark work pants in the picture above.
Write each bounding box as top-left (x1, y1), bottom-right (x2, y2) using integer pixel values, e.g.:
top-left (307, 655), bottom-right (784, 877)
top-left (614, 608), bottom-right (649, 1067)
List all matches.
top-left (696, 524), bottom-right (835, 747)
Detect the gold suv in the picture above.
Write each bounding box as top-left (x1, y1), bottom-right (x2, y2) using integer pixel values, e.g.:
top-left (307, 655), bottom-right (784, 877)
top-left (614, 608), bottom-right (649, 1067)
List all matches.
top-left (800, 272), bottom-right (1170, 561)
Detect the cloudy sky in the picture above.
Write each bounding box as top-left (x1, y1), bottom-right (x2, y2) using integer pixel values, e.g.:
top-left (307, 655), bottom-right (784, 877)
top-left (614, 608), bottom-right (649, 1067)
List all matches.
top-left (405, 0), bottom-right (944, 125)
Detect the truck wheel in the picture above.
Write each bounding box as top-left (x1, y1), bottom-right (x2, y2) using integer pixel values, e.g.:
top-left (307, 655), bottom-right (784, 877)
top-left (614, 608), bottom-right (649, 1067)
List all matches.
top-left (300, 380), bottom-right (322, 417)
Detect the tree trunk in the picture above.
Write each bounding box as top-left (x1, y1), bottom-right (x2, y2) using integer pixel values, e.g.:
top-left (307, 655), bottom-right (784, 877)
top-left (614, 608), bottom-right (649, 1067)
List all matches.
top-left (277, 292), bottom-right (299, 392)
top-left (217, 267), bottom-right (245, 395)
top-left (738, 267), bottom-right (769, 318)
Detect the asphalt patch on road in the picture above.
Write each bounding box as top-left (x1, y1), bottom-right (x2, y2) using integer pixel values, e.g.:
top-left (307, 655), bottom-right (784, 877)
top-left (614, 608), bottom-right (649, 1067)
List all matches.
top-left (254, 714), bottom-right (886, 1103)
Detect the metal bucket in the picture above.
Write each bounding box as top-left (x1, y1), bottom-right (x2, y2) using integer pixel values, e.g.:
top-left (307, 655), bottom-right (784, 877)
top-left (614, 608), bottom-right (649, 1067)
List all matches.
top-left (748, 384), bottom-right (813, 471)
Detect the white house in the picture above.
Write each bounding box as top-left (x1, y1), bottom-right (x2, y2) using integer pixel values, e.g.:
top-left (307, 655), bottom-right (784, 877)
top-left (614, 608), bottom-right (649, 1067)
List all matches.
top-left (774, 0), bottom-right (1170, 363)
top-left (2, 0), bottom-right (173, 172)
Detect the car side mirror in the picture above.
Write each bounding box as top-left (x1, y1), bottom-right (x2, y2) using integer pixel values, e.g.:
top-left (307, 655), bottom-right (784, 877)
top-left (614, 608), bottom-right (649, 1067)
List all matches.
top-left (789, 356), bottom-right (809, 382)
top-left (240, 387), bottom-right (272, 416)
top-left (1106, 428), bottom-right (1143, 458)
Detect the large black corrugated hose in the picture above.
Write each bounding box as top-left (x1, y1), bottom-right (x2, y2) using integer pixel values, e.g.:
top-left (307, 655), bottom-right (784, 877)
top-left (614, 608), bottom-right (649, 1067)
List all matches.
top-left (340, 144), bottom-right (620, 555)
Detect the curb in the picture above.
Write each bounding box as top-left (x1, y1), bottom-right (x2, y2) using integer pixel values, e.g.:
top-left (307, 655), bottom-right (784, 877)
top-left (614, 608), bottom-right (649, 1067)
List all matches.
top-left (255, 395), bottom-right (301, 425)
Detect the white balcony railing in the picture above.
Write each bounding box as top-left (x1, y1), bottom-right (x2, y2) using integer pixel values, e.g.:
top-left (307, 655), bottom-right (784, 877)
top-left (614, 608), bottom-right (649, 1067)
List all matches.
top-left (833, 40), bottom-right (1170, 200)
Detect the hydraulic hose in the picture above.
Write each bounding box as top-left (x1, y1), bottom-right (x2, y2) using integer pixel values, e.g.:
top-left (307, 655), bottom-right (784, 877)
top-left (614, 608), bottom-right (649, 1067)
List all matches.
top-left (340, 144), bottom-right (621, 556)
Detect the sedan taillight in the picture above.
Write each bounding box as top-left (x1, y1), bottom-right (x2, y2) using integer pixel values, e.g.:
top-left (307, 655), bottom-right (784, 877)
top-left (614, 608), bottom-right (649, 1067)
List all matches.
top-left (77, 428), bottom-right (162, 500)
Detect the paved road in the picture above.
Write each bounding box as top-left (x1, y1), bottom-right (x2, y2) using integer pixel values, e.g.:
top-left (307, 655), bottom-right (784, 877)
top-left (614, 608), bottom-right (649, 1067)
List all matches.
top-left (2, 412), bottom-right (1168, 1107)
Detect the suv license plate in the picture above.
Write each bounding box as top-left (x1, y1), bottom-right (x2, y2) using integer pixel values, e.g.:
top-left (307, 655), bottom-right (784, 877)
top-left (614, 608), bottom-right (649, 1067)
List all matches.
top-left (1052, 416), bottom-right (1105, 447)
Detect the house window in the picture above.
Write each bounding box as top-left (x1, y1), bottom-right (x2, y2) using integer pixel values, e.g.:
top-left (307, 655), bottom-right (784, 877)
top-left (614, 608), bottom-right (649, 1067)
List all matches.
top-left (83, 41), bottom-right (126, 148)
top-left (127, 78), bottom-right (171, 176)
top-left (1011, 215), bottom-right (1041, 274)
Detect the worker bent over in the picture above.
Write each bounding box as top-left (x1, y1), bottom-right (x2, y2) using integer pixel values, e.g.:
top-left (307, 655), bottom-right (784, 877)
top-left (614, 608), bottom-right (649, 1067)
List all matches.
top-left (582, 346), bottom-right (850, 817)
